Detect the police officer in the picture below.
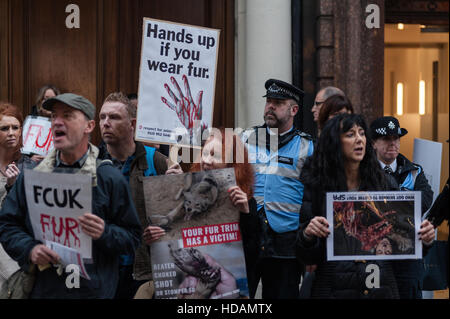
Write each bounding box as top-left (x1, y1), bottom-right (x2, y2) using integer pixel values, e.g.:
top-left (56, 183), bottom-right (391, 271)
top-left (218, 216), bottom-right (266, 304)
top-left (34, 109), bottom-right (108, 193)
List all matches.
top-left (242, 79), bottom-right (314, 299)
top-left (370, 116), bottom-right (434, 299)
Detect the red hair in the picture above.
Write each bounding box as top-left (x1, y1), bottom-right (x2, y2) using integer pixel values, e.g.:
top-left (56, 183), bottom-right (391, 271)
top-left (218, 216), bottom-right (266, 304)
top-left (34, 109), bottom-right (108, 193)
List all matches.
top-left (190, 127), bottom-right (254, 198)
top-left (0, 102), bottom-right (24, 161)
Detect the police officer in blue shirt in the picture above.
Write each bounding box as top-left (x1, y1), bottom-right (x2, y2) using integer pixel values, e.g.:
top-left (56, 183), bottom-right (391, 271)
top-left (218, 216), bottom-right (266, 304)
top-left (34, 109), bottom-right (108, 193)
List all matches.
top-left (370, 116), bottom-right (434, 299)
top-left (242, 79), bottom-right (314, 299)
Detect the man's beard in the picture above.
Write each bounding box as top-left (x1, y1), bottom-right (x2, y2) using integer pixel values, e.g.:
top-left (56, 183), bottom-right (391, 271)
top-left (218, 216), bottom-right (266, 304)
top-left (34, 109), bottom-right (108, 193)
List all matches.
top-left (264, 112), bottom-right (280, 127)
top-left (264, 111), bottom-right (285, 128)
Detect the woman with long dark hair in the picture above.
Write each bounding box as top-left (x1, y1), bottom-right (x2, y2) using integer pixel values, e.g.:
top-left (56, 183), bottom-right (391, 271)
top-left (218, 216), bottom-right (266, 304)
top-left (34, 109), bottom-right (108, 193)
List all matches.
top-left (28, 85), bottom-right (61, 163)
top-left (297, 113), bottom-right (434, 298)
top-left (30, 85), bottom-right (60, 117)
top-left (296, 113), bottom-right (400, 298)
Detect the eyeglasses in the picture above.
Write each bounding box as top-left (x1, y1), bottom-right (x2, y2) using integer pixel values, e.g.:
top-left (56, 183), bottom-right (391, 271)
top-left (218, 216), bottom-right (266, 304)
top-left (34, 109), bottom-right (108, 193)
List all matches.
top-left (312, 100), bottom-right (325, 107)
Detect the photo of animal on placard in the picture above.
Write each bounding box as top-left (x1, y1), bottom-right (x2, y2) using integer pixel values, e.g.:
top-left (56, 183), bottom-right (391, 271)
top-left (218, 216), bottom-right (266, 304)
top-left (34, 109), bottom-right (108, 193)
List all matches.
top-left (150, 239), bottom-right (248, 299)
top-left (143, 168), bottom-right (237, 239)
top-left (332, 200), bottom-right (417, 257)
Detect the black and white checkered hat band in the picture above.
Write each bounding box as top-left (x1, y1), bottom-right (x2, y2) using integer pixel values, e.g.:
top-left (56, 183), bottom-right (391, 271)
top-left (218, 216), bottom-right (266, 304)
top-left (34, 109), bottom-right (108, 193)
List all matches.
top-left (375, 127), bottom-right (402, 136)
top-left (267, 84), bottom-right (299, 102)
top-left (375, 128), bottom-right (387, 135)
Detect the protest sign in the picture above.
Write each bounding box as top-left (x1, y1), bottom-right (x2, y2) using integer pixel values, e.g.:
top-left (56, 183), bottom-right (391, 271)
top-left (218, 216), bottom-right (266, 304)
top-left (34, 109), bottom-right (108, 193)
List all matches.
top-left (21, 116), bottom-right (54, 156)
top-left (24, 169), bottom-right (92, 259)
top-left (326, 191), bottom-right (422, 261)
top-left (135, 18), bottom-right (220, 147)
top-left (143, 168), bottom-right (249, 299)
top-left (413, 138), bottom-right (442, 203)
top-left (45, 241), bottom-right (90, 280)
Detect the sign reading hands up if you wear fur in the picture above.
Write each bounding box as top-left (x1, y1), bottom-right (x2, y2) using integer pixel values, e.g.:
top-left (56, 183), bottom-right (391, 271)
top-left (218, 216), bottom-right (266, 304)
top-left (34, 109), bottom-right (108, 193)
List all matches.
top-left (135, 18), bottom-right (220, 148)
top-left (143, 168), bottom-right (250, 299)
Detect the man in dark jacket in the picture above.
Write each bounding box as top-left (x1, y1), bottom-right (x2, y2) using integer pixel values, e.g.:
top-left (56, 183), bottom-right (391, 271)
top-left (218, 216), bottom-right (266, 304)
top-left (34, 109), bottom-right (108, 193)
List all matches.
top-left (370, 116), bottom-right (434, 299)
top-left (98, 92), bottom-right (168, 299)
top-left (0, 93), bottom-right (141, 298)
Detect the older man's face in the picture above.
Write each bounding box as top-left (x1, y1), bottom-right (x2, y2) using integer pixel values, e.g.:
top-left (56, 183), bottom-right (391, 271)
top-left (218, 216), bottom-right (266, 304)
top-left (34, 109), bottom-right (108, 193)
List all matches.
top-left (51, 103), bottom-right (93, 153)
top-left (373, 135), bottom-right (400, 165)
top-left (311, 90), bottom-right (326, 122)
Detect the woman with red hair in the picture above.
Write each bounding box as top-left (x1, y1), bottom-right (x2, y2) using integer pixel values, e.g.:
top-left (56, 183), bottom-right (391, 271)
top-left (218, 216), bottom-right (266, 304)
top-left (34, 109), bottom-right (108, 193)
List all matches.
top-left (187, 128), bottom-right (254, 211)
top-left (142, 128), bottom-right (259, 298)
top-left (0, 102), bottom-right (35, 203)
top-left (0, 102), bottom-right (35, 288)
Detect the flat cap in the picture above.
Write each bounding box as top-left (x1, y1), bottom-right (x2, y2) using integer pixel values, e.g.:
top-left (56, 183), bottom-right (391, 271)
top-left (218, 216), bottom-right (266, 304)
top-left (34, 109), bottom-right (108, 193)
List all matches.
top-left (43, 93), bottom-right (95, 120)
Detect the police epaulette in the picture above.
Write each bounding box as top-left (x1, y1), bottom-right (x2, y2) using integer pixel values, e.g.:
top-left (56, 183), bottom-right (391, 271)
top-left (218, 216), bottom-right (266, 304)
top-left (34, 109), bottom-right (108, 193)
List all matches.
top-left (243, 125), bottom-right (313, 140)
top-left (241, 125), bottom-right (263, 141)
top-left (250, 125), bottom-right (264, 131)
top-left (295, 130), bottom-right (314, 140)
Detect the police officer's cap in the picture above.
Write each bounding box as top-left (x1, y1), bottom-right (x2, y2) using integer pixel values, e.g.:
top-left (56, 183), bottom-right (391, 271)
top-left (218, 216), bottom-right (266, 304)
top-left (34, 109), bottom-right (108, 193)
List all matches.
top-left (263, 79), bottom-right (304, 105)
top-left (370, 116), bottom-right (408, 139)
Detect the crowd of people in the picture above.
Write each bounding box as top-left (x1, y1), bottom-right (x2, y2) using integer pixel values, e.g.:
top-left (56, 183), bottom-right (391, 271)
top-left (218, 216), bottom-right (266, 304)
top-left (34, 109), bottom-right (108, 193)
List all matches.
top-left (0, 79), bottom-right (447, 299)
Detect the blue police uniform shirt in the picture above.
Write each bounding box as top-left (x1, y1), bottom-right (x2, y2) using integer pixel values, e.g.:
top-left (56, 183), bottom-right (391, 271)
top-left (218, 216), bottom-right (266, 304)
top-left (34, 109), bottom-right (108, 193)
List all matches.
top-left (246, 126), bottom-right (314, 233)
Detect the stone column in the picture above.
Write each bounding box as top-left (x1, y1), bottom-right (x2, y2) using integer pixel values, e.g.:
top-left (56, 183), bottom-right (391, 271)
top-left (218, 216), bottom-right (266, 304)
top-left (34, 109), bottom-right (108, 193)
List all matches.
top-left (316, 0), bottom-right (385, 125)
top-left (235, 0), bottom-right (293, 129)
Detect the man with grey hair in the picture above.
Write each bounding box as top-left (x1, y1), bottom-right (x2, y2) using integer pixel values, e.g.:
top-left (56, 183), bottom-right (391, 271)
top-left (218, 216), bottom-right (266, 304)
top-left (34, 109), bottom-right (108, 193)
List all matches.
top-left (311, 86), bottom-right (345, 123)
top-left (0, 93), bottom-right (141, 298)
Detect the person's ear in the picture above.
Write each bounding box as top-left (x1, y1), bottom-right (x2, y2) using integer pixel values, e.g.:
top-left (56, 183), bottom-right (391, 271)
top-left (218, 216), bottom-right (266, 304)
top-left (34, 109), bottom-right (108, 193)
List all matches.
top-left (85, 120), bottom-right (95, 134)
top-left (372, 139), bottom-right (377, 149)
top-left (291, 104), bottom-right (299, 116)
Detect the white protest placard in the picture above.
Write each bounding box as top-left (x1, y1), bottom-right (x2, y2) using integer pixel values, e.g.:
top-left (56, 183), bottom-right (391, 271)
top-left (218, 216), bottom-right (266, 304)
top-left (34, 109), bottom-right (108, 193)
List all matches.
top-left (24, 169), bottom-right (92, 259)
top-left (21, 116), bottom-right (54, 156)
top-left (45, 240), bottom-right (90, 280)
top-left (135, 18), bottom-right (220, 147)
top-left (413, 138), bottom-right (442, 203)
top-left (326, 191), bottom-right (422, 261)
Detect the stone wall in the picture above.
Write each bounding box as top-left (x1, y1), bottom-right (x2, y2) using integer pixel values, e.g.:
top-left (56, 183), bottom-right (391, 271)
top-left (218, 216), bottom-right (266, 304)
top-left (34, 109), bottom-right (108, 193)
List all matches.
top-left (315, 0), bottom-right (385, 125)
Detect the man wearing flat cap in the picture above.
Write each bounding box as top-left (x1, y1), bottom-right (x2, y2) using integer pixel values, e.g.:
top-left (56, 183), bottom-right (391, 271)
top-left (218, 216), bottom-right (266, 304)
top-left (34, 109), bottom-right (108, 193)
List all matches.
top-left (370, 116), bottom-right (434, 299)
top-left (242, 79), bottom-right (314, 299)
top-left (0, 93), bottom-right (141, 298)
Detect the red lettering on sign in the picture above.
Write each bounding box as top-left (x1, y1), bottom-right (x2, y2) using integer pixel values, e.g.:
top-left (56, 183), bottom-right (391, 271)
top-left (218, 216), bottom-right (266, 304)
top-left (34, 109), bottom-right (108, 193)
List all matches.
top-left (23, 124), bottom-right (43, 146)
top-left (65, 217), bottom-right (80, 247)
top-left (182, 222), bottom-right (241, 247)
top-left (40, 214), bottom-right (51, 234)
top-left (39, 214), bottom-right (81, 248)
top-left (35, 129), bottom-right (53, 151)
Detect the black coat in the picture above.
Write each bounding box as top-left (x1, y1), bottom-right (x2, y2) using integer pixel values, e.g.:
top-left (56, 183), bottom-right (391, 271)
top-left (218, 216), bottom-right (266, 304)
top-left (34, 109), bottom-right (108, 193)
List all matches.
top-left (388, 153), bottom-right (434, 298)
top-left (0, 151), bottom-right (141, 299)
top-left (239, 198), bottom-right (259, 298)
top-left (295, 159), bottom-right (400, 299)
top-left (393, 153), bottom-right (433, 214)
top-left (427, 178), bottom-right (449, 228)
